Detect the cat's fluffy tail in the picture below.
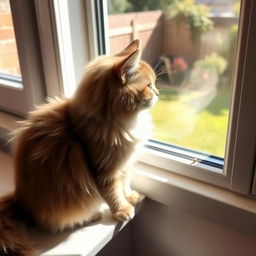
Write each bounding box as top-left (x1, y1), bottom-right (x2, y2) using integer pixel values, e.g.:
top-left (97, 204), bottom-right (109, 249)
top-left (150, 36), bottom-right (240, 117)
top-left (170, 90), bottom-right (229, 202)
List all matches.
top-left (0, 194), bottom-right (37, 256)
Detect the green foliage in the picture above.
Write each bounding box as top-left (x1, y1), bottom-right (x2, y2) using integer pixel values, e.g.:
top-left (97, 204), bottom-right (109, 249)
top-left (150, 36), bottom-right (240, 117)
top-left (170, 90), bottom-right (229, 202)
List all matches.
top-left (108, 0), bottom-right (132, 14)
top-left (194, 53), bottom-right (227, 75)
top-left (166, 0), bottom-right (213, 34)
top-left (233, 1), bottom-right (240, 16)
top-left (226, 24), bottom-right (238, 72)
top-left (216, 24), bottom-right (238, 73)
top-left (229, 24), bottom-right (238, 45)
top-left (129, 0), bottom-right (174, 11)
top-left (226, 24), bottom-right (238, 58)
top-left (108, 0), bottom-right (174, 14)
top-left (151, 85), bottom-right (230, 157)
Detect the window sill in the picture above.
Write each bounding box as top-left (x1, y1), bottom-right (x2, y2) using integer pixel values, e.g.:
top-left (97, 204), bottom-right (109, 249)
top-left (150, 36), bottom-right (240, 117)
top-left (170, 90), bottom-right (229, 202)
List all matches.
top-left (132, 161), bottom-right (256, 237)
top-left (34, 200), bottom-right (144, 256)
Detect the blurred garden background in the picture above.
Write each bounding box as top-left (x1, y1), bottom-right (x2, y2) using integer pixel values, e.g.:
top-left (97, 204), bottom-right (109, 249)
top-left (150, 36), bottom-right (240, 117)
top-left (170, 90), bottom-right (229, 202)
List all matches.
top-left (108, 0), bottom-right (240, 157)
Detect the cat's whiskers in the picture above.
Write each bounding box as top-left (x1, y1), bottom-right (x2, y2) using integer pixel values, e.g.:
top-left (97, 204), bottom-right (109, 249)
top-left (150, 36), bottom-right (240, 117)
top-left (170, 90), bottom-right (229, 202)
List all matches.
top-left (153, 57), bottom-right (164, 73)
top-left (155, 64), bottom-right (170, 78)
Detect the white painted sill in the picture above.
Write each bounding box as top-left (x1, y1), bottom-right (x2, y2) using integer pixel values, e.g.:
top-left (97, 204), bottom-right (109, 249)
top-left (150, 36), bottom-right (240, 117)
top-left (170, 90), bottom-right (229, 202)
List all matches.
top-left (133, 162), bottom-right (256, 213)
top-left (132, 161), bottom-right (256, 237)
top-left (36, 201), bottom-right (144, 256)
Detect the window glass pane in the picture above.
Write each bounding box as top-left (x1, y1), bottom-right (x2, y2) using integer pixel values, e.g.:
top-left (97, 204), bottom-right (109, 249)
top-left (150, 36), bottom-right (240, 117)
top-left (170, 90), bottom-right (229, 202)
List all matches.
top-left (0, 0), bottom-right (21, 79)
top-left (107, 0), bottom-right (240, 158)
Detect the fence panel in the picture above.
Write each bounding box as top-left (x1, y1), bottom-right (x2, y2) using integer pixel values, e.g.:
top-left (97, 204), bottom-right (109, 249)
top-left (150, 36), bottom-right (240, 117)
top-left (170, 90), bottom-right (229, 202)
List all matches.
top-left (108, 11), bottom-right (238, 67)
top-left (108, 11), bottom-right (164, 65)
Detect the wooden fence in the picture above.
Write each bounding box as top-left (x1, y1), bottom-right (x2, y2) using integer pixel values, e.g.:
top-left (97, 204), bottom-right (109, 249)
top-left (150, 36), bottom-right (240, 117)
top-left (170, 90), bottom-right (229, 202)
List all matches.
top-left (108, 11), bottom-right (238, 66)
top-left (108, 11), bottom-right (164, 65)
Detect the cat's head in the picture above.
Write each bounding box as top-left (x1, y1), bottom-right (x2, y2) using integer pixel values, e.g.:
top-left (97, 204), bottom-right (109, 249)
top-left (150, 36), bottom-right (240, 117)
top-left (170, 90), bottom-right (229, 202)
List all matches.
top-left (74, 40), bottom-right (159, 117)
top-left (114, 40), bottom-right (159, 111)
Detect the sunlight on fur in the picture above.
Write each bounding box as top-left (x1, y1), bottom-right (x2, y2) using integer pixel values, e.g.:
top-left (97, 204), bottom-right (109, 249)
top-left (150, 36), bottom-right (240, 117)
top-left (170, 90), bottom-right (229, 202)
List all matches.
top-left (0, 39), bottom-right (159, 256)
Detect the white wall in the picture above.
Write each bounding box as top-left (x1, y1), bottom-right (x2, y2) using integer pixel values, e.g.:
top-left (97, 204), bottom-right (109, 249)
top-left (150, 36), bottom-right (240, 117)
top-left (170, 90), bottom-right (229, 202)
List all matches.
top-left (132, 200), bottom-right (256, 256)
top-left (97, 223), bottom-right (132, 256)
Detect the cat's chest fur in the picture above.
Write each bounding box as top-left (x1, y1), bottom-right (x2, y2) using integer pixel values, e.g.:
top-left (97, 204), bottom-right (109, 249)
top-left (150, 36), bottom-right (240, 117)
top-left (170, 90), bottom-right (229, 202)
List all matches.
top-left (80, 110), bottom-right (152, 172)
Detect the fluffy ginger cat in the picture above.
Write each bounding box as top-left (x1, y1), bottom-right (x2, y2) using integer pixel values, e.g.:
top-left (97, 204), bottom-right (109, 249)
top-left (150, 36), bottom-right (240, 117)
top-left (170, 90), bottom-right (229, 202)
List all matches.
top-left (0, 39), bottom-right (159, 256)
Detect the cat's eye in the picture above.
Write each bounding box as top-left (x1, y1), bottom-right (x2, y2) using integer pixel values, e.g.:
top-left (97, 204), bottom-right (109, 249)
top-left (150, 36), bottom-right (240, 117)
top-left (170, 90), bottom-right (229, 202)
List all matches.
top-left (147, 83), bottom-right (152, 89)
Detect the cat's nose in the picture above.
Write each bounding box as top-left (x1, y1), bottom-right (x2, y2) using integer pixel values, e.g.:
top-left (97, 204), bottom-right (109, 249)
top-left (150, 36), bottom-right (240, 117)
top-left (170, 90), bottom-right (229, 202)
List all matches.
top-left (154, 89), bottom-right (159, 96)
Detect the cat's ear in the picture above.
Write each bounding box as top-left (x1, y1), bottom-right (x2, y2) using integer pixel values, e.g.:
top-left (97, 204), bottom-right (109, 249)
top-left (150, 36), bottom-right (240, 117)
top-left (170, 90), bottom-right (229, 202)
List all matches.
top-left (117, 49), bottom-right (141, 84)
top-left (115, 39), bottom-right (141, 57)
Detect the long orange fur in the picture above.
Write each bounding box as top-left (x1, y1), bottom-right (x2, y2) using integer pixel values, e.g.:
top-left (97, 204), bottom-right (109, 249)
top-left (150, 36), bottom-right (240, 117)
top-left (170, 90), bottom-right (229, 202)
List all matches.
top-left (0, 40), bottom-right (159, 256)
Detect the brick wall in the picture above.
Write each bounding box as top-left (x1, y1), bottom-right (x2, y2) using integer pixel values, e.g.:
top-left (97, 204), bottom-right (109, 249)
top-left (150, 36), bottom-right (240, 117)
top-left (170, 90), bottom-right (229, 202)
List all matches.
top-left (0, 0), bottom-right (21, 76)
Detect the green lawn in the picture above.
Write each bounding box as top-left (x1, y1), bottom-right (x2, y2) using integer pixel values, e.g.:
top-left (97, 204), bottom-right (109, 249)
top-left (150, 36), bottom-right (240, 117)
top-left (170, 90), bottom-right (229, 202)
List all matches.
top-left (150, 84), bottom-right (231, 157)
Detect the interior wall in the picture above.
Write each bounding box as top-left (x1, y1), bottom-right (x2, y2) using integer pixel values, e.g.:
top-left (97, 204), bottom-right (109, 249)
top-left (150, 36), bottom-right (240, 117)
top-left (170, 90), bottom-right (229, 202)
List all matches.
top-left (132, 200), bottom-right (256, 256)
top-left (97, 223), bottom-right (132, 256)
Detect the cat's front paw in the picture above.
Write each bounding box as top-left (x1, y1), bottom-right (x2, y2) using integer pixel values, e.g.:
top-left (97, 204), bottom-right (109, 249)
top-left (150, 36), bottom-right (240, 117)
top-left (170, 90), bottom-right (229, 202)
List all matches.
top-left (113, 204), bottom-right (135, 222)
top-left (126, 190), bottom-right (141, 206)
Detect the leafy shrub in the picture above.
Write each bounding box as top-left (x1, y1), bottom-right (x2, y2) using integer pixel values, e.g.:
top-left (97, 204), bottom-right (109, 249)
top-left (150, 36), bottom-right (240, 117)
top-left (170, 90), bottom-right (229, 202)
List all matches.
top-left (194, 53), bottom-right (227, 75)
top-left (166, 0), bottom-right (213, 40)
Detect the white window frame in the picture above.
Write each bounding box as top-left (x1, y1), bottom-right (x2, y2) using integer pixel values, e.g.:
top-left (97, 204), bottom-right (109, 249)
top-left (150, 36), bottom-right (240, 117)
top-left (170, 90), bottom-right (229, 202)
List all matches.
top-left (34, 0), bottom-right (100, 98)
top-left (227, 0), bottom-right (256, 195)
top-left (0, 0), bottom-right (96, 115)
top-left (0, 0), bottom-right (46, 116)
